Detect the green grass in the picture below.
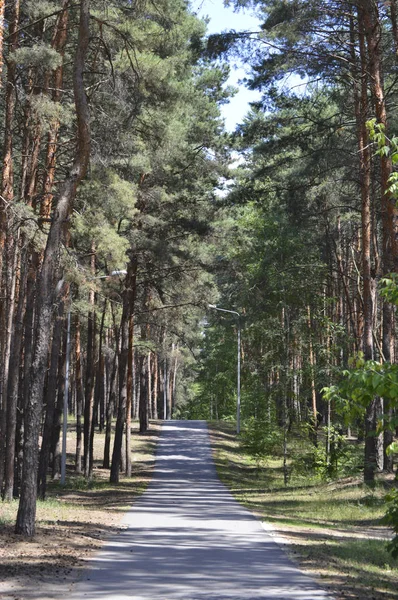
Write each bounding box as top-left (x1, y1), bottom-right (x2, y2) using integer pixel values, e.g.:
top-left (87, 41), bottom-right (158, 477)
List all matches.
top-left (208, 420), bottom-right (398, 600)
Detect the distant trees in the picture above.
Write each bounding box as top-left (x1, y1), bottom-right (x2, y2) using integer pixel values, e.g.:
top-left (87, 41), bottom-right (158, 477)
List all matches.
top-left (0, 0), bottom-right (229, 535)
top-left (193, 0), bottom-right (398, 483)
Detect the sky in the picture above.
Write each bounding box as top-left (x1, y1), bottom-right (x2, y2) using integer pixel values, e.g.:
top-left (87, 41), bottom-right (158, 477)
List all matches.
top-left (193, 0), bottom-right (263, 131)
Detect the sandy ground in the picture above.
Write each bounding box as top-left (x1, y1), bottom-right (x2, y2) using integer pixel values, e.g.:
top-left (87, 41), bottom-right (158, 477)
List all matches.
top-left (0, 423), bottom-right (161, 600)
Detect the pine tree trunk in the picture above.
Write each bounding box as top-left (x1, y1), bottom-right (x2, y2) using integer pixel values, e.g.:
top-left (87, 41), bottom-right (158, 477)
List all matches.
top-left (0, 0), bottom-right (5, 84)
top-left (15, 0), bottom-right (90, 536)
top-left (103, 351), bottom-right (117, 469)
top-left (352, 9), bottom-right (373, 361)
top-left (125, 314), bottom-right (134, 477)
top-left (0, 0), bottom-right (20, 496)
top-left (139, 354), bottom-right (149, 433)
top-left (152, 353), bottom-right (158, 419)
top-left (3, 248), bottom-right (27, 501)
top-left (307, 306), bottom-right (317, 444)
top-left (360, 0), bottom-right (395, 480)
top-left (84, 248), bottom-right (96, 478)
top-left (389, 0), bottom-right (398, 58)
top-left (75, 314), bottom-right (84, 474)
top-left (52, 322), bottom-right (67, 480)
top-left (37, 301), bottom-right (64, 498)
top-left (89, 301), bottom-right (106, 476)
top-left (147, 353), bottom-right (152, 420)
top-left (110, 257), bottom-right (137, 483)
top-left (41, 0), bottom-right (69, 221)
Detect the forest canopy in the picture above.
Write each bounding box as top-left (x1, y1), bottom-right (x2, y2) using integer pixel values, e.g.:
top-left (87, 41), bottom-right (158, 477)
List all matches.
top-left (0, 0), bottom-right (397, 551)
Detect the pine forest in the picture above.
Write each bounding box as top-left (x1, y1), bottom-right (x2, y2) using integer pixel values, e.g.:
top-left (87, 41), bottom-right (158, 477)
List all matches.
top-left (0, 0), bottom-right (398, 595)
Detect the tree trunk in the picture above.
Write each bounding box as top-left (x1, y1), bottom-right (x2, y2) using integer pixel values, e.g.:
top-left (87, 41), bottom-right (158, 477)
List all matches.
top-left (0, 0), bottom-right (20, 497)
top-left (15, 0), bottom-right (90, 536)
top-left (110, 257), bottom-right (137, 483)
top-left (84, 248), bottom-right (96, 478)
top-left (89, 300), bottom-right (106, 476)
top-left (152, 353), bottom-right (158, 420)
top-left (0, 0), bottom-right (5, 84)
top-left (125, 314), bottom-right (134, 477)
top-left (37, 301), bottom-right (64, 497)
top-left (41, 0), bottom-right (69, 221)
top-left (139, 354), bottom-right (149, 433)
top-left (75, 314), bottom-right (84, 474)
top-left (307, 306), bottom-right (317, 444)
top-left (3, 248), bottom-right (28, 500)
top-left (389, 0), bottom-right (398, 58)
top-left (103, 351), bottom-right (117, 469)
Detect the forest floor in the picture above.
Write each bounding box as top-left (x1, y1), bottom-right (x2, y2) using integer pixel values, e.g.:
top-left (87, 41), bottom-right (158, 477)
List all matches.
top-left (208, 421), bottom-right (398, 600)
top-left (0, 421), bottom-right (161, 600)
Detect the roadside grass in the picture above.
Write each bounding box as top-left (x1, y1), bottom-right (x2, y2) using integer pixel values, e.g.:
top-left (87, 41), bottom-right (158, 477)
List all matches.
top-left (0, 421), bottom-right (161, 591)
top-left (208, 420), bottom-right (398, 600)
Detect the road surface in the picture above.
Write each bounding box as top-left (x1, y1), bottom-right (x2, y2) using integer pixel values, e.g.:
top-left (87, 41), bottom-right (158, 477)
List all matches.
top-left (73, 420), bottom-right (333, 600)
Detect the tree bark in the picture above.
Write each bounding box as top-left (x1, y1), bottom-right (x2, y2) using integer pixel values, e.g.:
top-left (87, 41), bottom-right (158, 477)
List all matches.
top-left (3, 248), bottom-right (28, 500)
top-left (139, 354), bottom-right (149, 433)
top-left (0, 0), bottom-right (20, 496)
top-left (15, 0), bottom-right (90, 536)
top-left (37, 301), bottom-right (64, 498)
top-left (125, 313), bottom-right (134, 477)
top-left (75, 314), bottom-right (84, 474)
top-left (0, 0), bottom-right (5, 84)
top-left (103, 351), bottom-right (117, 469)
top-left (84, 247), bottom-right (96, 478)
top-left (110, 257), bottom-right (137, 483)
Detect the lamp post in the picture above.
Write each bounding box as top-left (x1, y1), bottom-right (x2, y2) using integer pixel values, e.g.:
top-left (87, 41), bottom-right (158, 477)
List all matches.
top-left (208, 304), bottom-right (241, 434)
top-left (60, 270), bottom-right (127, 485)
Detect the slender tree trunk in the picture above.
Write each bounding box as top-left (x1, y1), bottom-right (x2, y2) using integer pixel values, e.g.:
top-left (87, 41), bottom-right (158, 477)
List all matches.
top-left (0, 0), bottom-right (20, 496)
top-left (360, 0), bottom-right (394, 480)
top-left (3, 249), bottom-right (28, 500)
top-left (41, 0), bottom-right (69, 221)
top-left (103, 351), bottom-right (117, 469)
top-left (52, 323), bottom-right (67, 480)
top-left (37, 301), bottom-right (64, 497)
top-left (307, 306), bottom-right (317, 444)
top-left (15, 0), bottom-right (90, 536)
top-left (139, 354), bottom-right (149, 433)
top-left (0, 0), bottom-right (5, 84)
top-left (125, 314), bottom-right (134, 477)
top-left (389, 0), bottom-right (398, 58)
top-left (75, 314), bottom-right (84, 473)
top-left (153, 353), bottom-right (158, 419)
top-left (84, 248), bottom-right (96, 478)
top-left (147, 353), bottom-right (152, 420)
top-left (110, 257), bottom-right (137, 483)
top-left (89, 300), bottom-right (106, 476)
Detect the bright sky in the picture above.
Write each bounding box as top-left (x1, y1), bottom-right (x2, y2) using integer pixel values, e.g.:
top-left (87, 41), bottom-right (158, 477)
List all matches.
top-left (193, 0), bottom-right (263, 131)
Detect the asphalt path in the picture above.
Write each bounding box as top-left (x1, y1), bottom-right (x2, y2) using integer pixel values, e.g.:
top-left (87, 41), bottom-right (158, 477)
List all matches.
top-left (73, 420), bottom-right (333, 600)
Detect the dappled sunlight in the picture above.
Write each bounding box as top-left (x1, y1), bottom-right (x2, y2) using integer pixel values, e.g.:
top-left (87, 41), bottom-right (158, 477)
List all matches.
top-left (69, 421), bottom-right (332, 600)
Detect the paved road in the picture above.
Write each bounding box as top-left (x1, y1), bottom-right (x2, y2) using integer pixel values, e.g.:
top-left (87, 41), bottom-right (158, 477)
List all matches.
top-left (73, 421), bottom-right (332, 600)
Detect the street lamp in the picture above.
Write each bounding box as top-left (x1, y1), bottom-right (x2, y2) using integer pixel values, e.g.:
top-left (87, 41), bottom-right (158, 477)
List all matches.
top-left (208, 304), bottom-right (241, 434)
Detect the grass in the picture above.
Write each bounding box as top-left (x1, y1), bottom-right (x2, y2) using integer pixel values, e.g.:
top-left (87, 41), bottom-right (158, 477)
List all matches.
top-left (207, 420), bottom-right (398, 600)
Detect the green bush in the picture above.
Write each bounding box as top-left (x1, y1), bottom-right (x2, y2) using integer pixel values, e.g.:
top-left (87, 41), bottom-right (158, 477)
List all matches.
top-left (241, 418), bottom-right (283, 467)
top-left (291, 426), bottom-right (362, 480)
top-left (383, 487), bottom-right (398, 559)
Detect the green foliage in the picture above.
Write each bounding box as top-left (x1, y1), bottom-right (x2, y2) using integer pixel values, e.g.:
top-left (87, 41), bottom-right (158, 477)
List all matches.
top-left (323, 354), bottom-right (398, 423)
top-left (241, 417), bottom-right (283, 467)
top-left (383, 488), bottom-right (398, 559)
top-left (291, 427), bottom-right (362, 480)
top-left (367, 119), bottom-right (398, 195)
top-left (379, 273), bottom-right (398, 306)
top-left (12, 43), bottom-right (62, 70)
top-left (30, 97), bottom-right (74, 133)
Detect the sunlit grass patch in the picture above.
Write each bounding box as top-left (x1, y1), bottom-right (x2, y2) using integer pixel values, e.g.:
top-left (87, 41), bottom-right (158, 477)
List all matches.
top-left (208, 419), bottom-right (398, 600)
